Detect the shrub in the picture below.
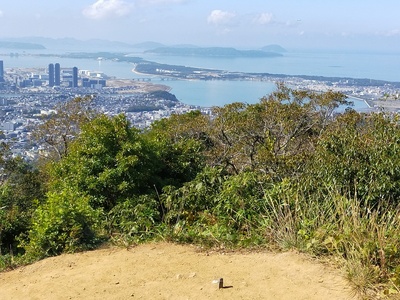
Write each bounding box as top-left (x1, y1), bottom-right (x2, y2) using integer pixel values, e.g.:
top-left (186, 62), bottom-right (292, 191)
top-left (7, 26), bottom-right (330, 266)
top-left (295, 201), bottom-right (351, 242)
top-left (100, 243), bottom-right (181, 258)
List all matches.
top-left (106, 195), bottom-right (161, 245)
top-left (22, 189), bottom-right (102, 259)
top-left (305, 111), bottom-right (400, 207)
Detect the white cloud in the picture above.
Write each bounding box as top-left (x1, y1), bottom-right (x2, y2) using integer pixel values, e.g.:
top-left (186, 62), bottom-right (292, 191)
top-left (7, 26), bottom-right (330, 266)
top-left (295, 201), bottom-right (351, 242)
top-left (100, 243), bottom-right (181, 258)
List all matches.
top-left (83, 0), bottom-right (132, 20)
top-left (207, 10), bottom-right (236, 26)
top-left (254, 12), bottom-right (274, 25)
top-left (0, 10), bottom-right (3, 17)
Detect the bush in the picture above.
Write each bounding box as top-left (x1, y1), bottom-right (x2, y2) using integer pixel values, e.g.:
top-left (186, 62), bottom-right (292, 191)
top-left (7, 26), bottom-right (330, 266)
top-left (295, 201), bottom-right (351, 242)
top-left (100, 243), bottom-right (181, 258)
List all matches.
top-left (305, 111), bottom-right (400, 207)
top-left (22, 189), bottom-right (103, 259)
top-left (0, 254), bottom-right (14, 271)
top-left (0, 157), bottom-right (45, 256)
top-left (106, 195), bottom-right (161, 245)
top-left (161, 169), bottom-right (272, 247)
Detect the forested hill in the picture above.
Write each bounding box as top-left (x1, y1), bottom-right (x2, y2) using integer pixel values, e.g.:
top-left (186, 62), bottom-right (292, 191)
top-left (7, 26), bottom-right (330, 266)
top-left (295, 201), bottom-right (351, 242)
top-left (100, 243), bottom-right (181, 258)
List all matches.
top-left (145, 46), bottom-right (282, 57)
top-left (0, 41), bottom-right (46, 49)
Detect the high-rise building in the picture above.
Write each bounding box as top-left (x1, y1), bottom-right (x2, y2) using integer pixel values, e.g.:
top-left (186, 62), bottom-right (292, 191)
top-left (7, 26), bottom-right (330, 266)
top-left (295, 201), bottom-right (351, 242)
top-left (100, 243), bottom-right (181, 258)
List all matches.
top-left (72, 67), bottom-right (78, 87)
top-left (0, 60), bottom-right (4, 82)
top-left (48, 63), bottom-right (54, 87)
top-left (55, 63), bottom-right (61, 86)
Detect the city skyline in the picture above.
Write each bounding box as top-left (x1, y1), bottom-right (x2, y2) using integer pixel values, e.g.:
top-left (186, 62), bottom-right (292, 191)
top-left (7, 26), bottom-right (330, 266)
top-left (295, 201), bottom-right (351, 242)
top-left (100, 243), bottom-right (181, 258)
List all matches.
top-left (0, 1), bottom-right (399, 52)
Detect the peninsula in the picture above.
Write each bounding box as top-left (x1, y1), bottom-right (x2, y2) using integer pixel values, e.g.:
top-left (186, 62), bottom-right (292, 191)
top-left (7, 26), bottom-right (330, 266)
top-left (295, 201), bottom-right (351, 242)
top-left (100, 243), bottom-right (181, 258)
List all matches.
top-left (144, 46), bottom-right (283, 58)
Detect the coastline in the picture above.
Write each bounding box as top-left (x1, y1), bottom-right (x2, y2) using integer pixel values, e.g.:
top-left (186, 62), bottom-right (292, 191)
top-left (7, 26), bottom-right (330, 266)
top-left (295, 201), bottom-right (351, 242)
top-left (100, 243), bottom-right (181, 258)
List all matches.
top-left (131, 64), bottom-right (400, 111)
top-left (345, 93), bottom-right (400, 112)
top-left (346, 95), bottom-right (373, 109)
top-left (367, 99), bottom-right (400, 111)
top-left (348, 96), bottom-right (400, 112)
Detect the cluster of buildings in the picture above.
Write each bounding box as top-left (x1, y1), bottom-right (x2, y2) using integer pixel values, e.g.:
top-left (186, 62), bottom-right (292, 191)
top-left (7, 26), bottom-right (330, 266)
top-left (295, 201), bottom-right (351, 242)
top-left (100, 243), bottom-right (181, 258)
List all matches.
top-left (0, 60), bottom-right (107, 90)
top-left (48, 63), bottom-right (65, 87)
top-left (0, 60), bottom-right (203, 161)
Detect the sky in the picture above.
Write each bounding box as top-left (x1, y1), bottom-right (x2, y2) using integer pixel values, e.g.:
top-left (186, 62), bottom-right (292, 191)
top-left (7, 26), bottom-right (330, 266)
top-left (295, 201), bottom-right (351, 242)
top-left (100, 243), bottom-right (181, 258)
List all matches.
top-left (0, 0), bottom-right (399, 51)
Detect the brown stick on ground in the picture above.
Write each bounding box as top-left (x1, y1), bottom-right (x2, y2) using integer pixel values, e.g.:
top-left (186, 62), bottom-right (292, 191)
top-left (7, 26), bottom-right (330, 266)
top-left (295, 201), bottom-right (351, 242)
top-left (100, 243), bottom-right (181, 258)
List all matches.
top-left (219, 278), bottom-right (224, 289)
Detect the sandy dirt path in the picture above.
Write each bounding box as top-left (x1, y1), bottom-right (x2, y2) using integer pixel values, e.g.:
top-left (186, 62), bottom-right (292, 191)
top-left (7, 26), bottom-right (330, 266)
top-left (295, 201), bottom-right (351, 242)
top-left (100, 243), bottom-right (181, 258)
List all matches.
top-left (0, 242), bottom-right (356, 300)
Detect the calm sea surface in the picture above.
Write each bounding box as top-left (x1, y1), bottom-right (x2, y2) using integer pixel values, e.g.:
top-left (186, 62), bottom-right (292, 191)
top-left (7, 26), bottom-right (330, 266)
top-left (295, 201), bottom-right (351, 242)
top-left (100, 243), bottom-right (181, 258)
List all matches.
top-left (1, 49), bottom-right (399, 108)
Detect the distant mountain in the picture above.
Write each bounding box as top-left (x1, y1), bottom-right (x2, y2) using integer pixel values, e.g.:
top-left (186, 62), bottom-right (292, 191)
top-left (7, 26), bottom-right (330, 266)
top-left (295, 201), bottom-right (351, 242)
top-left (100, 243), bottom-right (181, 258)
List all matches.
top-left (170, 44), bottom-right (200, 49)
top-left (85, 39), bottom-right (135, 49)
top-left (0, 41), bottom-right (45, 50)
top-left (0, 37), bottom-right (288, 55)
top-left (145, 47), bottom-right (282, 58)
top-left (132, 41), bottom-right (166, 50)
top-left (0, 37), bottom-right (80, 49)
top-left (0, 37), bottom-right (136, 51)
top-left (260, 44), bottom-right (287, 53)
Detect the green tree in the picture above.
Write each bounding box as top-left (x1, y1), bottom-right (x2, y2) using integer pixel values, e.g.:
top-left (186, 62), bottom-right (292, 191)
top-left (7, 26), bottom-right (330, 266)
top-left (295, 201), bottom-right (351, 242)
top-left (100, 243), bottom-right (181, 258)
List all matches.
top-left (48, 114), bottom-right (157, 211)
top-left (208, 83), bottom-right (349, 179)
top-left (144, 110), bottom-right (209, 188)
top-left (0, 142), bottom-right (45, 255)
top-left (303, 110), bottom-right (400, 206)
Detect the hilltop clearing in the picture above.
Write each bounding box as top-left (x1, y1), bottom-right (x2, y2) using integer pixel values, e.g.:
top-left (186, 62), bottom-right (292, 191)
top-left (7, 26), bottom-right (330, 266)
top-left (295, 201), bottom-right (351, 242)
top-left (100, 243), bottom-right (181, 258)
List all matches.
top-left (0, 243), bottom-right (355, 300)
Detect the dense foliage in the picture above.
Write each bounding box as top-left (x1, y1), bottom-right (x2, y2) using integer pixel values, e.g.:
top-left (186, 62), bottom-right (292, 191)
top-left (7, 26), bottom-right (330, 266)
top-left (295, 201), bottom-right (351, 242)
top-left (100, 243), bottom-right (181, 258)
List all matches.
top-left (3, 84), bottom-right (400, 297)
top-left (0, 142), bottom-right (45, 257)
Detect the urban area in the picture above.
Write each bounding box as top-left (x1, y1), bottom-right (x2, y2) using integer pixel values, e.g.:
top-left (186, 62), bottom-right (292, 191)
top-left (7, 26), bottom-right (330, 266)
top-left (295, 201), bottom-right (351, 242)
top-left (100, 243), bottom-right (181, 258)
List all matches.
top-left (0, 57), bottom-right (400, 161)
top-left (0, 59), bottom-right (206, 160)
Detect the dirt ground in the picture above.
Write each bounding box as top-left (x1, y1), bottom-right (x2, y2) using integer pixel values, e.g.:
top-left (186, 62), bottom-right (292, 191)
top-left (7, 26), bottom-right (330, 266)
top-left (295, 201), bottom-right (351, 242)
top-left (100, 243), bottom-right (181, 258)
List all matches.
top-left (0, 242), bottom-right (356, 300)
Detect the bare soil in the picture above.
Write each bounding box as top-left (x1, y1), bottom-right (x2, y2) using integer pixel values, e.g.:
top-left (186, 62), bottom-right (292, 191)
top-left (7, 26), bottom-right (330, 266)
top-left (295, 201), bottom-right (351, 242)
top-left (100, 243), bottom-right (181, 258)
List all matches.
top-left (0, 242), bottom-right (356, 300)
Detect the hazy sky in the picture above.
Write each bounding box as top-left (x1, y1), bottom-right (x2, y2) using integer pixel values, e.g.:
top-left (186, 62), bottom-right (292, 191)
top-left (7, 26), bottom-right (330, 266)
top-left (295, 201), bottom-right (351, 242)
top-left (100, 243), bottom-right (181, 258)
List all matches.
top-left (0, 0), bottom-right (399, 51)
